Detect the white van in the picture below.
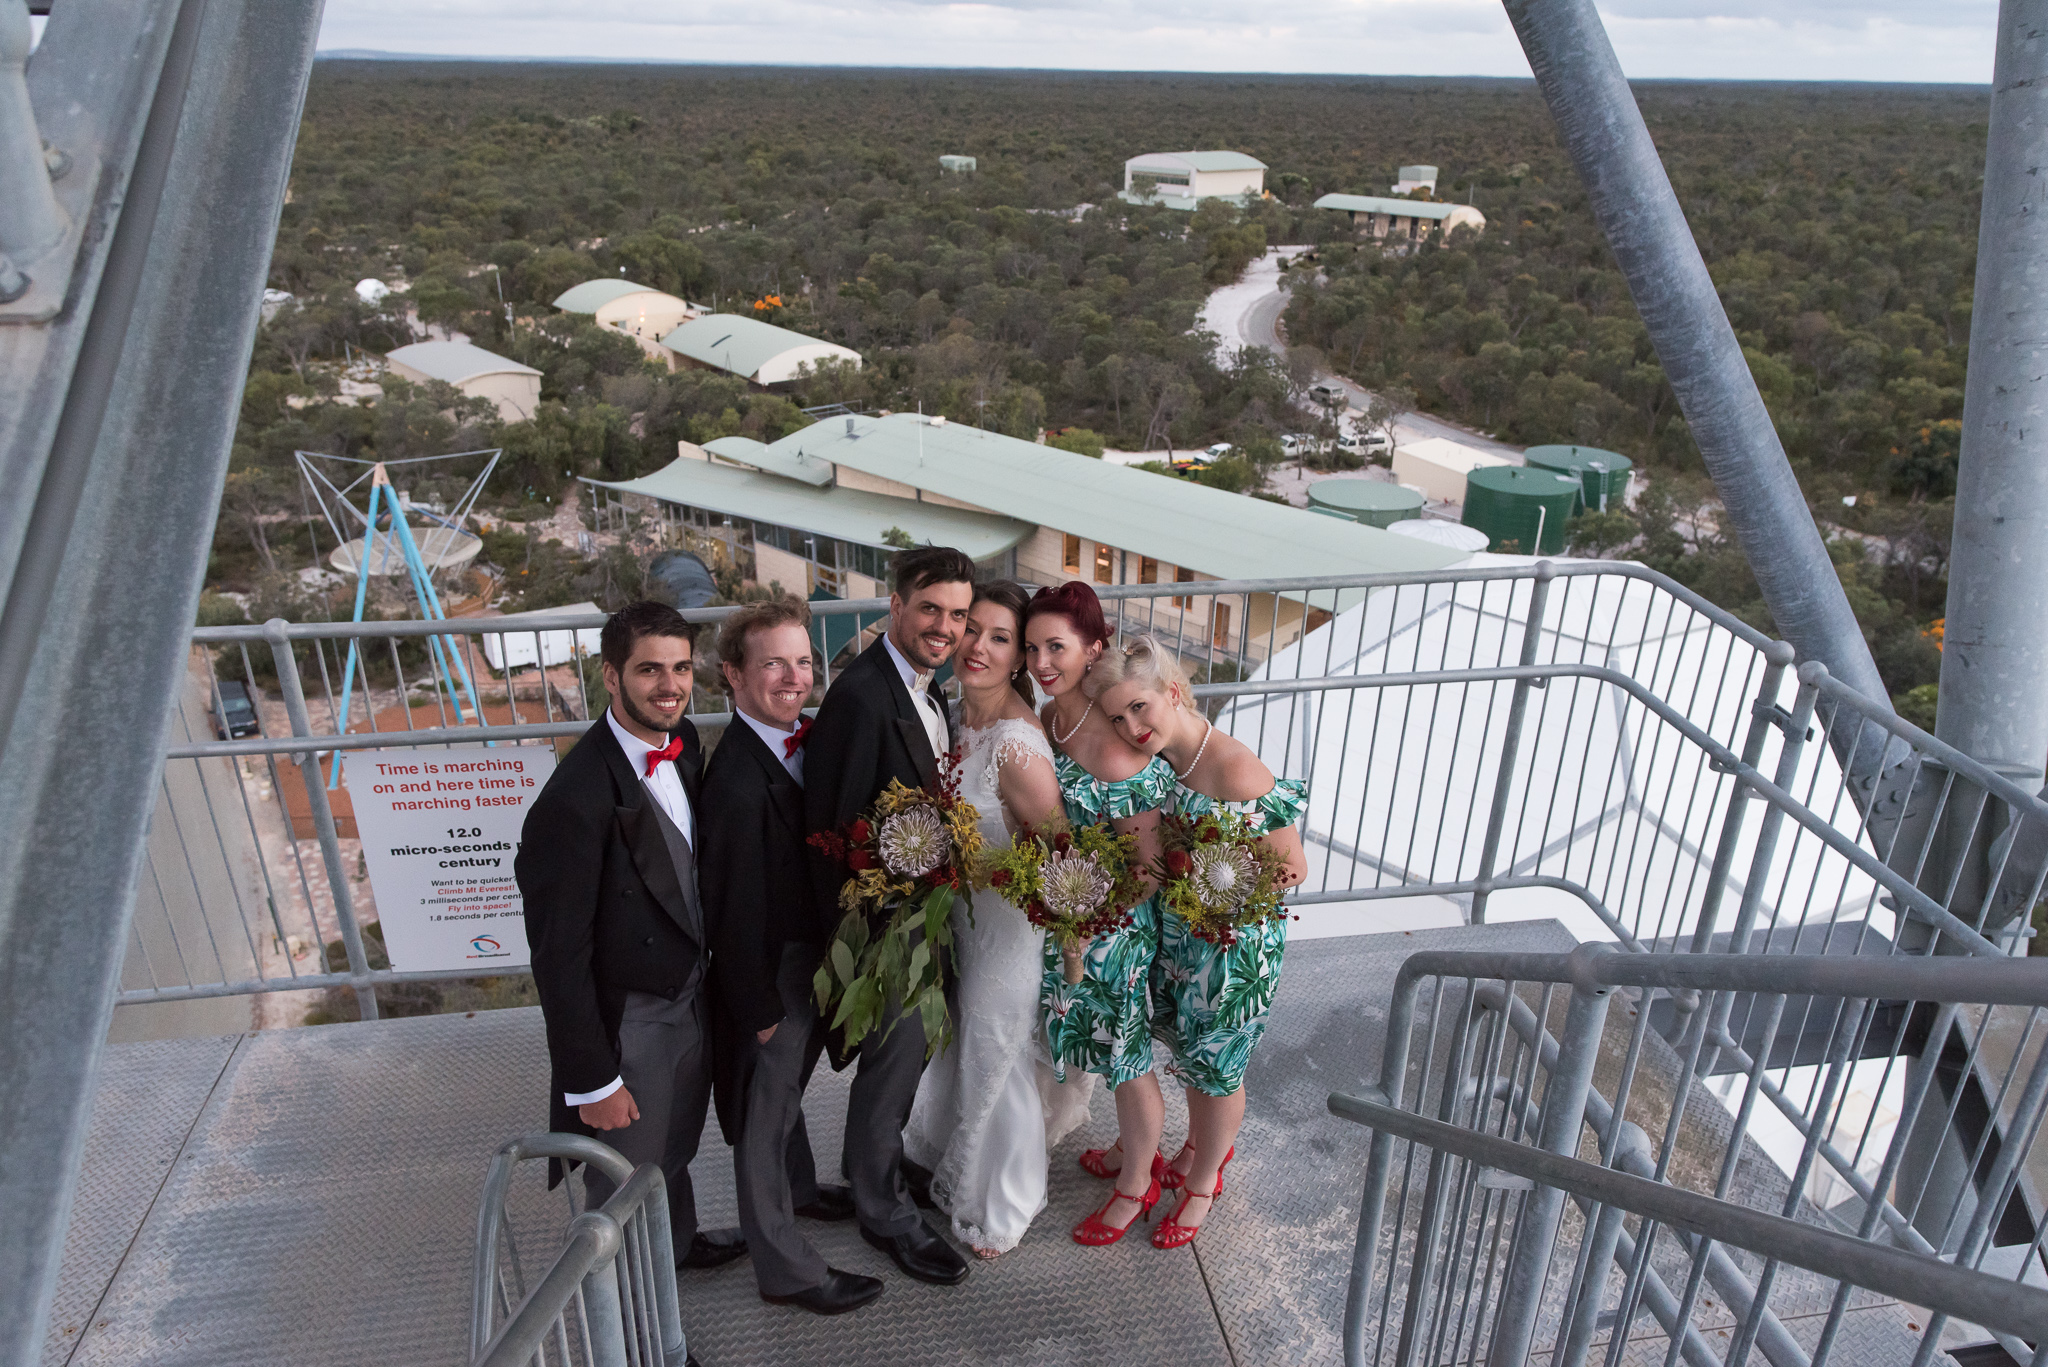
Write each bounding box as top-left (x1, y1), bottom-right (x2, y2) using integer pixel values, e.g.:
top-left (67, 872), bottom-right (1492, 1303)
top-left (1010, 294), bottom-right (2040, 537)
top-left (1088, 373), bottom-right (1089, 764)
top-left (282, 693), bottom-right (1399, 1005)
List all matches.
top-left (1337, 430), bottom-right (1392, 459)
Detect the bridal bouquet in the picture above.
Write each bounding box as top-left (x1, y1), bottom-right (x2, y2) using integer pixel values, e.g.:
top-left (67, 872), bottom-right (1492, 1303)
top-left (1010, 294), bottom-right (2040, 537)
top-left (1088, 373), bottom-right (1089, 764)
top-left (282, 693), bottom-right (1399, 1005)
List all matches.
top-left (979, 817), bottom-right (1147, 984)
top-left (808, 774), bottom-right (984, 1057)
top-left (1155, 809), bottom-right (1289, 948)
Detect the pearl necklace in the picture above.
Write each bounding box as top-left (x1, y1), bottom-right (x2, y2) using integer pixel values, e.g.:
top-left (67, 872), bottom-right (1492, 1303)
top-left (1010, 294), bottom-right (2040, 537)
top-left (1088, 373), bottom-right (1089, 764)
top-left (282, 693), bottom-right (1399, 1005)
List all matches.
top-left (1051, 698), bottom-right (1093, 745)
top-left (1174, 718), bottom-right (1214, 782)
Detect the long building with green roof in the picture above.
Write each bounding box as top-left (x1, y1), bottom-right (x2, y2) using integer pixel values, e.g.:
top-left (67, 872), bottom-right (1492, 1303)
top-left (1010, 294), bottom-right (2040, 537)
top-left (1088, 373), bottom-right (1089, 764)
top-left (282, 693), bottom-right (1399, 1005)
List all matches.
top-left (588, 412), bottom-right (1464, 662)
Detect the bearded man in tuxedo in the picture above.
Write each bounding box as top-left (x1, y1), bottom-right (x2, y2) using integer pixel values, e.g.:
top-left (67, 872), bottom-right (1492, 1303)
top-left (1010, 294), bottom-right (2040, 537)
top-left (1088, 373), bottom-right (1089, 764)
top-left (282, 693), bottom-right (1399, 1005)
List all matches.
top-left (800, 546), bottom-right (978, 1289)
top-left (515, 600), bottom-right (744, 1275)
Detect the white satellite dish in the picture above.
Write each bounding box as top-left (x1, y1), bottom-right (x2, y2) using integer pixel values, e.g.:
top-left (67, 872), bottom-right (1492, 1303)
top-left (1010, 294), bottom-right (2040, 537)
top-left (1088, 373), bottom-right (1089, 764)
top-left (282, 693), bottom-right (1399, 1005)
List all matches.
top-left (355, 277), bottom-right (391, 305)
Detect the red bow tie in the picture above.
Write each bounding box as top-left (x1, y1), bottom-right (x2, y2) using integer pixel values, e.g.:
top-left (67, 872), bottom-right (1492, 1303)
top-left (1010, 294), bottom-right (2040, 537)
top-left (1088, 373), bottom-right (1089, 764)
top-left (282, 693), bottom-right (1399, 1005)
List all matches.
top-left (783, 717), bottom-right (813, 758)
top-left (644, 734), bottom-right (684, 777)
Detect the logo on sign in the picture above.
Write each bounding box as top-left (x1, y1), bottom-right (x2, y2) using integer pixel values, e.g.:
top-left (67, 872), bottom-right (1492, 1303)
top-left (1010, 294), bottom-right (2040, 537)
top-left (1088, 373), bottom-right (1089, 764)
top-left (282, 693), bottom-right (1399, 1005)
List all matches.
top-left (467, 934), bottom-right (509, 959)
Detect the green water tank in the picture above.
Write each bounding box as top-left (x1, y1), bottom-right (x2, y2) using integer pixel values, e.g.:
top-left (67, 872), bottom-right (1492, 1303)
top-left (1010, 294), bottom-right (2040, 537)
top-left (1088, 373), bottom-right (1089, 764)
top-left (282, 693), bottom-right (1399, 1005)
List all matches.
top-left (1307, 505), bottom-right (1356, 522)
top-left (1461, 466), bottom-right (1583, 554)
top-left (1522, 444), bottom-right (1633, 514)
top-left (1306, 479), bottom-right (1426, 529)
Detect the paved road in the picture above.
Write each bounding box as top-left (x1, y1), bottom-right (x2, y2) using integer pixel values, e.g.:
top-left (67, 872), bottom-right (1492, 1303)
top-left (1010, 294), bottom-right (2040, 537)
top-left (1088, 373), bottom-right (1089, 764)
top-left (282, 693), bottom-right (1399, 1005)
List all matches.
top-left (1211, 248), bottom-right (1524, 461)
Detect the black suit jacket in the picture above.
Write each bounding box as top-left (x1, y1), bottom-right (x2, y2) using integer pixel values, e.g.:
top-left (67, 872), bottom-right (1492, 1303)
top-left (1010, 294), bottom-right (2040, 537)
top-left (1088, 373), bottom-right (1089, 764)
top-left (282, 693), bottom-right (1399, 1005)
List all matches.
top-left (802, 637), bottom-right (955, 945)
top-left (701, 716), bottom-right (814, 1038)
top-left (515, 714), bottom-right (705, 1140)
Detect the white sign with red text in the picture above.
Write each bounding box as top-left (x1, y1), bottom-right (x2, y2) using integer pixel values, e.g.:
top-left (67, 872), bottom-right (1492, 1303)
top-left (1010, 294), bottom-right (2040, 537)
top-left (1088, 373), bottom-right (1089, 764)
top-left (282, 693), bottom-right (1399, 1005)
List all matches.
top-left (344, 745), bottom-right (556, 972)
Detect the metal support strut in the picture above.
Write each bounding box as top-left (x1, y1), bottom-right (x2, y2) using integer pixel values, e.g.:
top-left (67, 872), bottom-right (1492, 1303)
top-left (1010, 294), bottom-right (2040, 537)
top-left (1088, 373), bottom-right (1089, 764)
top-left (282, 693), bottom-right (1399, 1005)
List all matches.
top-left (1498, 0), bottom-right (1889, 715)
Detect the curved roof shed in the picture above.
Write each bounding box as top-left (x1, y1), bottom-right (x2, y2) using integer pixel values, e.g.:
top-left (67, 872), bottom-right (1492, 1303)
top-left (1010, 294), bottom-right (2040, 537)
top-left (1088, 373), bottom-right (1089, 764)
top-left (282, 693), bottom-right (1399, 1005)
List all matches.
top-left (660, 314), bottom-right (861, 386)
top-left (383, 341), bottom-right (542, 422)
top-left (553, 278), bottom-right (697, 350)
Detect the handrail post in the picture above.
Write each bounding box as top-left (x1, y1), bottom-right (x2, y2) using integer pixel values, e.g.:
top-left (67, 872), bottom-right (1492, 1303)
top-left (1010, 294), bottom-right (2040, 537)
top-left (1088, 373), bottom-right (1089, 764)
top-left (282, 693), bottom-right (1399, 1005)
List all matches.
top-left (1342, 964), bottom-right (1433, 1366)
top-left (578, 1214), bottom-right (631, 1367)
top-left (1471, 562), bottom-right (1554, 924)
top-left (266, 618), bottom-right (378, 1021)
top-left (1696, 673), bottom-right (1817, 1074)
top-left (1688, 639), bottom-right (1797, 953)
top-left (1488, 945), bottom-right (1615, 1367)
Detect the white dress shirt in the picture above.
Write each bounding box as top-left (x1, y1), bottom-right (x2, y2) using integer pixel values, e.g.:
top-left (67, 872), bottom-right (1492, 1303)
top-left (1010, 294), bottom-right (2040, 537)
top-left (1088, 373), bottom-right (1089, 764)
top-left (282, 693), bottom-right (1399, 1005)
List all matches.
top-left (565, 709), bottom-right (698, 1109)
top-left (604, 707), bottom-right (695, 845)
top-left (882, 632), bottom-right (950, 764)
top-left (736, 706), bottom-right (806, 785)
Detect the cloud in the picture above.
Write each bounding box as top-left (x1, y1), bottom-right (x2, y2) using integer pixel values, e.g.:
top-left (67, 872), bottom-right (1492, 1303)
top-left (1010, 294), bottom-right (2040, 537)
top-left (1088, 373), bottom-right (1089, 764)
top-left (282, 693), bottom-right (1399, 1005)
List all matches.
top-left (313, 0), bottom-right (1995, 83)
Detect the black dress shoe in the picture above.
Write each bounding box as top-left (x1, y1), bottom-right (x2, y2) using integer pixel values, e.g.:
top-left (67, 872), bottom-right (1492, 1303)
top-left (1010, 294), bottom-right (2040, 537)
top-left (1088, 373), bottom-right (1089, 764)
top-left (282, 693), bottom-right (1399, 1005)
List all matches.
top-left (794, 1184), bottom-right (857, 1222)
top-left (678, 1227), bottom-right (748, 1270)
top-left (861, 1220), bottom-right (970, 1285)
top-left (761, 1267), bottom-right (885, 1315)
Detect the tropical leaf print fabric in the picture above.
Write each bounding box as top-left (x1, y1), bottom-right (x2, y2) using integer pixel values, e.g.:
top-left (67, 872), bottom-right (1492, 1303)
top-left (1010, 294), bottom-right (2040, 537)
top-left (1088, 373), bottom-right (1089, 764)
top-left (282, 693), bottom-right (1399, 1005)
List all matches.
top-left (1039, 752), bottom-right (1175, 1088)
top-left (1152, 778), bottom-right (1309, 1097)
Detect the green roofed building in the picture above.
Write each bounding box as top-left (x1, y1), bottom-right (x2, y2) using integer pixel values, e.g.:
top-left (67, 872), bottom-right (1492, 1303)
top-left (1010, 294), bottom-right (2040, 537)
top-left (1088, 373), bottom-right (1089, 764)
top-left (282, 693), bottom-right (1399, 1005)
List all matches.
top-left (1119, 150), bottom-right (1267, 209)
top-left (1314, 193), bottom-right (1486, 244)
top-left (587, 412), bottom-right (1465, 662)
top-left (551, 278), bottom-right (698, 359)
top-left (659, 313), bottom-right (862, 386)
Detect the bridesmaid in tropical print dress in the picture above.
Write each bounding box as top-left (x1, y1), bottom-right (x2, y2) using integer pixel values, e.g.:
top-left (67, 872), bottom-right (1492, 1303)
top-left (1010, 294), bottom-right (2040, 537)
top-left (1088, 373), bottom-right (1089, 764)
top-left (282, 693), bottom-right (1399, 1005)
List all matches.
top-left (1093, 633), bottom-right (1308, 1249)
top-left (1020, 582), bottom-right (1177, 1248)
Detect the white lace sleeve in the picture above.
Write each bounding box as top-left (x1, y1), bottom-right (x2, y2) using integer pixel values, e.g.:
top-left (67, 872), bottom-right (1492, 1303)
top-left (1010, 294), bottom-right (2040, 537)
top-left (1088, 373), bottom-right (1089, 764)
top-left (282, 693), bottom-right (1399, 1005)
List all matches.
top-left (984, 719), bottom-right (1054, 790)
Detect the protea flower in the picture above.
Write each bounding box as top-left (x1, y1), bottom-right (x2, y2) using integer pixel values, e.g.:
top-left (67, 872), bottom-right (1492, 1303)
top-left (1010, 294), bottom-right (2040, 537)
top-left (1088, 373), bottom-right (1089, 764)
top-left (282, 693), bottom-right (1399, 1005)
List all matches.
top-left (1190, 843), bottom-right (1259, 911)
top-left (878, 805), bottom-right (950, 878)
top-left (1040, 848), bottom-right (1113, 922)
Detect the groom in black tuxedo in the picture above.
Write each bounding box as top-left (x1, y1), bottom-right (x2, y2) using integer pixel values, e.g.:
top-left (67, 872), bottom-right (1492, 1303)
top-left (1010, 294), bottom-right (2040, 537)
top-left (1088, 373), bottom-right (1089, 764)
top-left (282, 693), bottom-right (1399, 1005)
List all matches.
top-left (701, 599), bottom-right (880, 1316)
top-left (802, 546), bottom-right (977, 1288)
top-left (515, 600), bottom-right (744, 1274)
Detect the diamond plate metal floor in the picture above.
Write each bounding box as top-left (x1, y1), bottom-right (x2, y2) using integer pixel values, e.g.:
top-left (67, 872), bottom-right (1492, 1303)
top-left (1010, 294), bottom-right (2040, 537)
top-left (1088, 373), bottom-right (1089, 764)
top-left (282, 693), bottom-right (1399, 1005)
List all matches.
top-left (45, 922), bottom-right (1576, 1367)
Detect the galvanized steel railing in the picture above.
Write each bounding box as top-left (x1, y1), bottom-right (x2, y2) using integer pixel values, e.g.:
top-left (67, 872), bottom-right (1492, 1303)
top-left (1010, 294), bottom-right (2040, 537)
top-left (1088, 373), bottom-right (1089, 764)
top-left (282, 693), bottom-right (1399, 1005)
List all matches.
top-left (470, 1132), bottom-right (687, 1367)
top-left (133, 563), bottom-right (2048, 1019)
top-left (1328, 946), bottom-right (2048, 1367)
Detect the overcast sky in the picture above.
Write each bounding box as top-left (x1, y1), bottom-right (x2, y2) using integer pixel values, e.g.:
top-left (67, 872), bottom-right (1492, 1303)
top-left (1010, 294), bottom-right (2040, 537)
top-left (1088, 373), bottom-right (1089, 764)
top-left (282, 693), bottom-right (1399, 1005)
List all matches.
top-left (307, 0), bottom-right (1997, 84)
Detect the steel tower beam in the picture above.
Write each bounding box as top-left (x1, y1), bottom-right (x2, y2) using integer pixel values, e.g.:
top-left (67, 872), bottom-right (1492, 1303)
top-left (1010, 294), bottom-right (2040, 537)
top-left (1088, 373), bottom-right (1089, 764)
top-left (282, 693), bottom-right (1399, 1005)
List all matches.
top-left (1941, 0), bottom-right (2048, 793)
top-left (0, 1), bottom-right (324, 1361)
top-left (1499, 0), bottom-right (1889, 711)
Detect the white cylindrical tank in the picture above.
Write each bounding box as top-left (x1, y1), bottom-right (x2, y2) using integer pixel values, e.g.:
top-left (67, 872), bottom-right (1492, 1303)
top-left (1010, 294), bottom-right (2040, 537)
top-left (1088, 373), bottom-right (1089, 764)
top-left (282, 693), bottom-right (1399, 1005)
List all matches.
top-left (1386, 519), bottom-right (1490, 552)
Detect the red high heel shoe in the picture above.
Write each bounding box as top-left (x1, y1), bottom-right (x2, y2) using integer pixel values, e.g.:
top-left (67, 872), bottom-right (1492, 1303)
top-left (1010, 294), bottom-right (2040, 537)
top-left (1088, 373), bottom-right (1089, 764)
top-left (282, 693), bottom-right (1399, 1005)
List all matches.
top-left (1162, 1144), bottom-right (1235, 1194)
top-left (1151, 1183), bottom-right (1219, 1250)
top-left (1073, 1174), bottom-right (1162, 1246)
top-left (1079, 1142), bottom-right (1167, 1185)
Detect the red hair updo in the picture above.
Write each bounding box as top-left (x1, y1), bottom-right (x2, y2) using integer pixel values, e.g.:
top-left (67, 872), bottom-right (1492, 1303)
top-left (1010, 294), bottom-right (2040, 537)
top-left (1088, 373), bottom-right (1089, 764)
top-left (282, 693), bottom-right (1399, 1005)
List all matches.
top-left (1022, 580), bottom-right (1110, 649)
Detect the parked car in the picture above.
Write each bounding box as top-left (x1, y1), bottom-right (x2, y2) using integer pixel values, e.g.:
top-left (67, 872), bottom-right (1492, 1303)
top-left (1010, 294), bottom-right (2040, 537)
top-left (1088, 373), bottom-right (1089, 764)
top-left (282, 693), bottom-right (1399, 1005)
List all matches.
top-left (1198, 442), bottom-right (1234, 464)
top-left (1309, 382), bottom-right (1350, 408)
top-left (211, 680), bottom-right (261, 740)
top-left (1338, 430), bottom-right (1393, 458)
top-left (1282, 432), bottom-right (1331, 458)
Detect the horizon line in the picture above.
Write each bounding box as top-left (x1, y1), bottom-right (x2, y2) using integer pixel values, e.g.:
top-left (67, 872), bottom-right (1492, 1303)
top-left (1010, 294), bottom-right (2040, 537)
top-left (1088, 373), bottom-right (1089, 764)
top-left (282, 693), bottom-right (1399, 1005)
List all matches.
top-left (310, 51), bottom-right (1990, 87)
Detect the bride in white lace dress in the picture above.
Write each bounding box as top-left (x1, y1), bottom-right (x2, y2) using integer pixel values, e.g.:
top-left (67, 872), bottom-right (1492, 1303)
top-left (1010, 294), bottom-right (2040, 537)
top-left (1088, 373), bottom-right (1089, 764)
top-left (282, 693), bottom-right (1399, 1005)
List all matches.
top-left (905, 581), bottom-right (1094, 1257)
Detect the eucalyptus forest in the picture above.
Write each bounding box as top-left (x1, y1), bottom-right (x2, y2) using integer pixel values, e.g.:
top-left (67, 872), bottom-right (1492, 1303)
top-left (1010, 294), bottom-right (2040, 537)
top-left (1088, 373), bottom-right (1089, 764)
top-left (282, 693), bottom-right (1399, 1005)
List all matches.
top-left (220, 63), bottom-right (1987, 716)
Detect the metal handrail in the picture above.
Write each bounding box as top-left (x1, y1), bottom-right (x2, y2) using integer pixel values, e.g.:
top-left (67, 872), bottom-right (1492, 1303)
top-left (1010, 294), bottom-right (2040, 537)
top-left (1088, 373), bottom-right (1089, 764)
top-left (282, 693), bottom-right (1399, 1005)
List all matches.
top-left (1335, 946), bottom-right (2048, 1367)
top-left (1326, 1092), bottom-right (2048, 1348)
top-left (471, 1132), bottom-right (685, 1367)
top-left (137, 563), bottom-right (2048, 1015)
